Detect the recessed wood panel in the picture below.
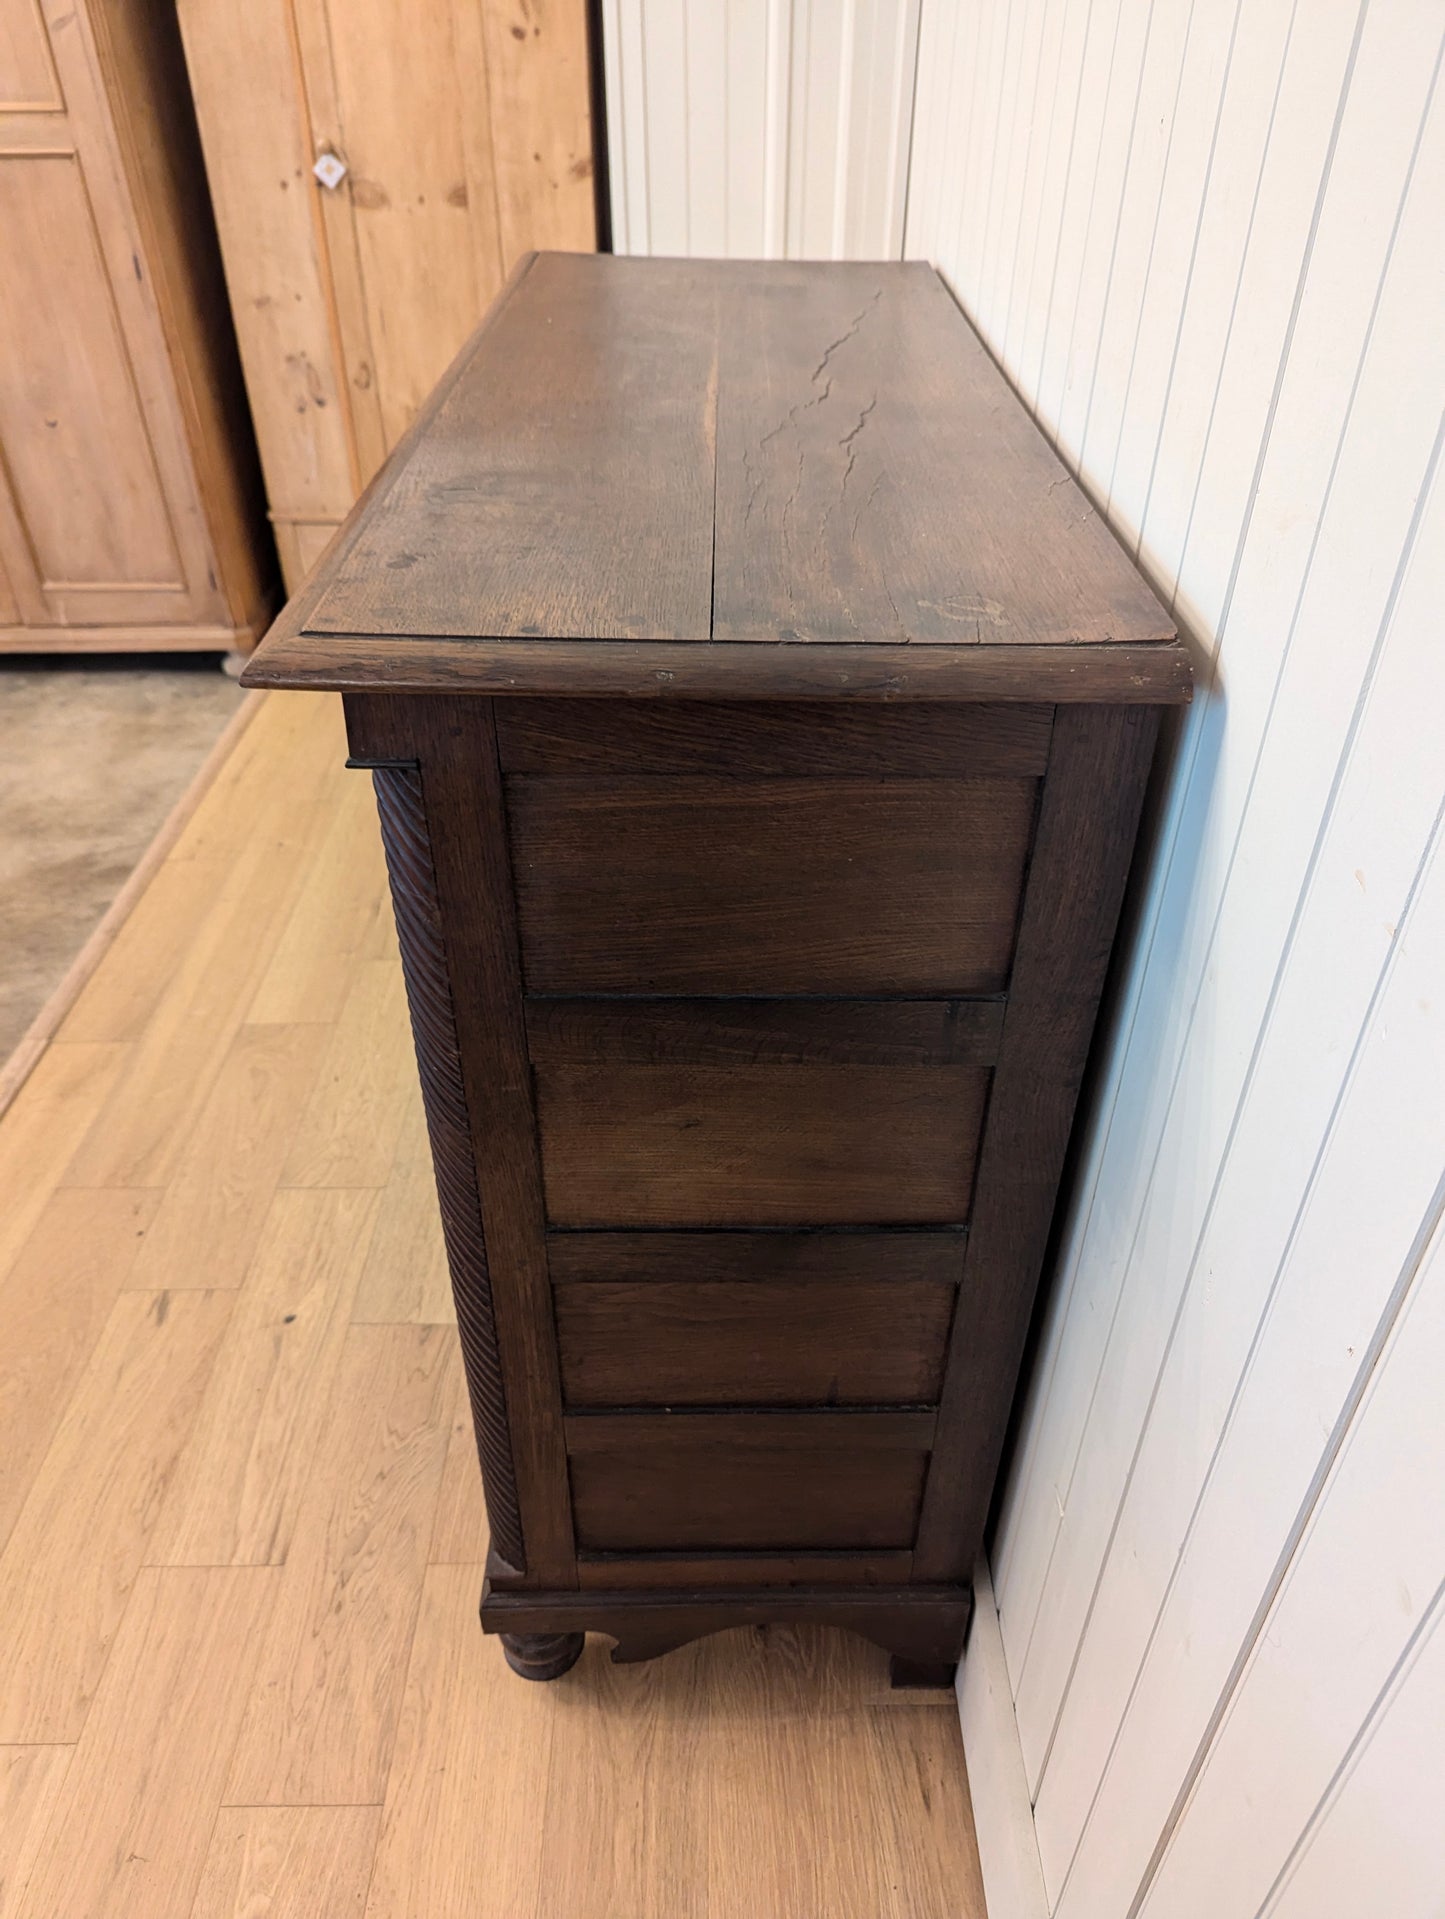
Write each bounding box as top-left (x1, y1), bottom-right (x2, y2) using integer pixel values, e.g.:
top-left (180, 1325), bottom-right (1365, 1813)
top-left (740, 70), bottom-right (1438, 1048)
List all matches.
top-left (551, 1228), bottom-right (962, 1409)
top-left (1, 0), bottom-right (62, 109)
top-left (535, 1062), bottom-right (989, 1227)
top-left (567, 1413), bottom-right (933, 1553)
top-left (509, 776), bottom-right (1037, 994)
top-left (555, 1274), bottom-right (954, 1407)
top-left (0, 153), bottom-right (180, 588)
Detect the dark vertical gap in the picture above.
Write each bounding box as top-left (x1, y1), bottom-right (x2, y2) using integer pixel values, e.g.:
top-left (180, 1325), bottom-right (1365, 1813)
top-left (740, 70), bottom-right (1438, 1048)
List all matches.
top-left (585, 0), bottom-right (613, 253)
top-left (709, 288), bottom-right (721, 639)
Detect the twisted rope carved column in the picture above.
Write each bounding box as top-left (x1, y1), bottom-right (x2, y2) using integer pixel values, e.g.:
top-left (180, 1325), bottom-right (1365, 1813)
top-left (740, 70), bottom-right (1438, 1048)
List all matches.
top-left (372, 766), bottom-right (526, 1573)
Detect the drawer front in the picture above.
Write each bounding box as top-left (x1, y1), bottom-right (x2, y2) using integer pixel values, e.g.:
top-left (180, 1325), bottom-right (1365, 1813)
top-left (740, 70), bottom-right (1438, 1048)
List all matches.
top-left (565, 1412), bottom-right (933, 1553)
top-left (507, 775), bottom-right (1037, 995)
top-left (551, 1230), bottom-right (962, 1407)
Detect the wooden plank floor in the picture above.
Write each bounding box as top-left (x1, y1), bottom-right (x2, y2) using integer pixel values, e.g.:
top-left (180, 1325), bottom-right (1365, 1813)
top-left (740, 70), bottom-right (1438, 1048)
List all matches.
top-left (0, 693), bottom-right (988, 1919)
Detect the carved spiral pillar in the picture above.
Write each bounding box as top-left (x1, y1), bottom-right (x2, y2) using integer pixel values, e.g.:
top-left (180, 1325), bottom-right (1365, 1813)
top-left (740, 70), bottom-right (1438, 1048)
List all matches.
top-left (371, 765), bottom-right (526, 1574)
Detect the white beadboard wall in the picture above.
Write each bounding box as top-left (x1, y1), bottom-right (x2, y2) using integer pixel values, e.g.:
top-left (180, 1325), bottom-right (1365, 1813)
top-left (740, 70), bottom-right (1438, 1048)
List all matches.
top-left (597, 6), bottom-right (1445, 1914)
top-left (599, 0), bottom-right (921, 257)
top-left (905, 3), bottom-right (1445, 1916)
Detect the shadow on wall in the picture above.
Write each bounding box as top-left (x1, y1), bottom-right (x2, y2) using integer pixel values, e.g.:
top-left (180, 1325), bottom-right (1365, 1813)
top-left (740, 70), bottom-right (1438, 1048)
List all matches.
top-left (991, 639), bottom-right (1225, 1547)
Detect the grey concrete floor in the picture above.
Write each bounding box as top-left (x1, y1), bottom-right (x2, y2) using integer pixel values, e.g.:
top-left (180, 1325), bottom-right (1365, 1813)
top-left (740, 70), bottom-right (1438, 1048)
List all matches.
top-left (0, 655), bottom-right (244, 1061)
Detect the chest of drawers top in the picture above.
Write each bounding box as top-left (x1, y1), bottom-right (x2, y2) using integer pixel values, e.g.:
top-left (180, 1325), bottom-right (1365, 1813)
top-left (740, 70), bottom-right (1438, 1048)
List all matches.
top-left (245, 251), bottom-right (1186, 705)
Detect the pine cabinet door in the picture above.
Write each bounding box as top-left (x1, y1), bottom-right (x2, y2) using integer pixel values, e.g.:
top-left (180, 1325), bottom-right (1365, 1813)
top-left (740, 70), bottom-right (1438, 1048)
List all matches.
top-left (0, 0), bottom-right (230, 635)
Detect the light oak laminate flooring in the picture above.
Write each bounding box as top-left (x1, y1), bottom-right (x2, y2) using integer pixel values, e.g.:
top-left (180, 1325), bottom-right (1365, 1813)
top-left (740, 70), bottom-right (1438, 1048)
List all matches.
top-left (0, 692), bottom-right (988, 1918)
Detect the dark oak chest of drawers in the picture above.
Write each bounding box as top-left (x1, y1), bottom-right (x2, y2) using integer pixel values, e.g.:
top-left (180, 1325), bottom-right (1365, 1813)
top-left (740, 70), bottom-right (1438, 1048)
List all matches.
top-left (244, 253), bottom-right (1189, 1685)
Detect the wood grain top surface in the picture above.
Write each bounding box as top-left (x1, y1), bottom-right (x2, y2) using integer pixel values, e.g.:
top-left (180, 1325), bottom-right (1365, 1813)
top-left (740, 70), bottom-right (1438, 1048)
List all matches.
top-left (245, 252), bottom-right (1186, 700)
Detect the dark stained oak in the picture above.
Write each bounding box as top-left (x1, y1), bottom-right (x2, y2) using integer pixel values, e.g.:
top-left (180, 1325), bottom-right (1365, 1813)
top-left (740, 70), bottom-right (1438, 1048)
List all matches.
top-left (566, 1413), bottom-right (935, 1554)
top-left (347, 693), bottom-right (578, 1590)
top-left (508, 776), bottom-right (1038, 996)
top-left (525, 998), bottom-right (1005, 1068)
top-left (495, 698), bottom-right (1055, 776)
top-left (567, 1453), bottom-right (927, 1554)
top-left (913, 703), bottom-right (1164, 1582)
top-left (482, 1580), bottom-right (974, 1671)
top-left (554, 1270), bottom-right (956, 1407)
top-left (370, 765), bottom-right (526, 1574)
top-left (251, 257), bottom-right (1189, 1682)
top-left (573, 1552), bottom-right (916, 1590)
top-left (711, 263), bottom-right (1168, 649)
top-left (562, 1411), bottom-right (938, 1452)
top-left (312, 254), bottom-right (721, 644)
top-left (546, 1230), bottom-right (968, 1290)
top-left (533, 1062), bottom-right (990, 1228)
top-left (244, 253), bottom-right (1175, 664)
top-left (499, 1630), bottom-right (585, 1681)
top-left (247, 633), bottom-right (1192, 703)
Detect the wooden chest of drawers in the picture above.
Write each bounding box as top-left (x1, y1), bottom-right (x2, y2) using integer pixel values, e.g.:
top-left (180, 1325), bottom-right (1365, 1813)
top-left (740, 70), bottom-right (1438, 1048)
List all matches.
top-left (244, 253), bottom-right (1190, 1685)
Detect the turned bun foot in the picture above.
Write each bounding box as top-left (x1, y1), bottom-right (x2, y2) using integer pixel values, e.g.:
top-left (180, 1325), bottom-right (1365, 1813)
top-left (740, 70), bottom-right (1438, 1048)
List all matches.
top-left (500, 1630), bottom-right (585, 1681)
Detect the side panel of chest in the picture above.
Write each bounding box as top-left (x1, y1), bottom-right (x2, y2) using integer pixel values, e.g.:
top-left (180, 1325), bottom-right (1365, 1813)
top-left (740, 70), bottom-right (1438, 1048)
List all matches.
top-left (347, 692), bottom-right (1158, 1626)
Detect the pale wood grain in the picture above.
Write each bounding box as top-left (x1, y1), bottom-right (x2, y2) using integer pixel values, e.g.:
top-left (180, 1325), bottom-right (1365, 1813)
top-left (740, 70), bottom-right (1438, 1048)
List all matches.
top-left (0, 1747), bottom-right (71, 1915)
top-left (162, 695), bottom-right (344, 869)
top-left (0, 28), bottom-right (193, 615)
top-left (861, 1704), bottom-right (988, 1918)
top-left (83, 0), bottom-right (275, 636)
top-left (280, 960), bottom-right (414, 1188)
top-left (321, 0), bottom-right (496, 448)
top-left (58, 826), bottom-right (327, 1190)
top-left (0, 1042), bottom-right (127, 1281)
top-left (531, 1641), bottom-right (706, 1919)
top-left (699, 1633), bottom-right (984, 1919)
top-left (173, 0), bottom-right (358, 530)
top-left (353, 1078), bottom-right (453, 1325)
top-left (426, 1350), bottom-right (489, 1565)
top-left (286, 0), bottom-right (387, 491)
top-left (0, 3), bottom-right (63, 106)
top-left (9, 1566), bottom-right (276, 1919)
top-left (225, 1324), bottom-right (455, 1804)
top-left (0, 0), bottom-right (270, 650)
top-left (0, 1187), bottom-right (162, 1552)
top-left (56, 857), bottom-right (231, 1046)
top-left (150, 1188), bottom-right (382, 1567)
top-left (246, 769), bottom-right (389, 1024)
top-left (365, 1563), bottom-right (553, 1919)
top-left (190, 1806), bottom-right (379, 1919)
top-left (0, 1287), bottom-right (232, 1741)
top-left (130, 1022), bottom-right (330, 1294)
top-left (480, 0), bottom-right (595, 267)
top-left (368, 1602), bottom-right (984, 1919)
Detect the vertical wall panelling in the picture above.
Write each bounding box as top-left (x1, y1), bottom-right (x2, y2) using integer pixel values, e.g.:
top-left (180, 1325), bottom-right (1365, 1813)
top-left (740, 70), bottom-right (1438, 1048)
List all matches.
top-left (903, 3), bottom-right (1445, 1915)
top-left (600, 0), bottom-right (919, 259)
